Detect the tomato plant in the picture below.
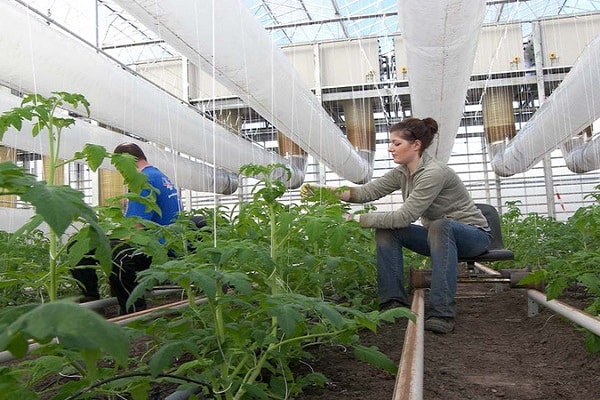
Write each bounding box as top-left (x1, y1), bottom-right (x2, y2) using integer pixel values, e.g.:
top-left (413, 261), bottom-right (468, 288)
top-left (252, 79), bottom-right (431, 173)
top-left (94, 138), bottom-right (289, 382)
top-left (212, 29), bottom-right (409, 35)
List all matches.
top-left (119, 163), bottom-right (410, 399)
top-left (501, 195), bottom-right (600, 353)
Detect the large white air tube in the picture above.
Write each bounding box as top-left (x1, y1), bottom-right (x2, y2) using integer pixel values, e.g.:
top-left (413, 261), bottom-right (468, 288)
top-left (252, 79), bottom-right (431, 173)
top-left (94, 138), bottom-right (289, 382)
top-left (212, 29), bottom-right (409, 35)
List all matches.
top-left (397, 0), bottom-right (486, 163)
top-left (0, 91), bottom-right (238, 194)
top-left (112, 0), bottom-right (373, 184)
top-left (0, 1), bottom-right (290, 184)
top-left (560, 129), bottom-right (600, 173)
top-left (490, 34), bottom-right (600, 176)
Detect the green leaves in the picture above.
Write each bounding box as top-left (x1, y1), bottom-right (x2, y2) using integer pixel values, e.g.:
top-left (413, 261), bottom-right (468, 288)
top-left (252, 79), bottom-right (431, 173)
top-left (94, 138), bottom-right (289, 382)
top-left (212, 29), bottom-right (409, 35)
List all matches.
top-left (501, 194), bottom-right (600, 353)
top-left (0, 92), bottom-right (89, 141)
top-left (0, 157), bottom-right (397, 399)
top-left (0, 161), bottom-right (38, 195)
top-left (20, 184), bottom-right (90, 236)
top-left (0, 301), bottom-right (128, 366)
top-left (75, 143), bottom-right (109, 171)
top-left (111, 152), bottom-right (149, 194)
top-left (240, 163), bottom-right (289, 204)
top-left (353, 345), bottom-right (398, 374)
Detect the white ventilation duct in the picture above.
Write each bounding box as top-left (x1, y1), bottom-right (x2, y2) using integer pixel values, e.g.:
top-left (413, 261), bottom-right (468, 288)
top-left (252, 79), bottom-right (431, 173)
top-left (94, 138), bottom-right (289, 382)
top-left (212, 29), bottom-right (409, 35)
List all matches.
top-left (111, 0), bottom-right (373, 184)
top-left (397, 0), bottom-right (487, 163)
top-left (277, 132), bottom-right (308, 189)
top-left (0, 90), bottom-right (238, 194)
top-left (0, 1), bottom-right (291, 185)
top-left (560, 128), bottom-right (600, 173)
top-left (490, 34), bottom-right (600, 176)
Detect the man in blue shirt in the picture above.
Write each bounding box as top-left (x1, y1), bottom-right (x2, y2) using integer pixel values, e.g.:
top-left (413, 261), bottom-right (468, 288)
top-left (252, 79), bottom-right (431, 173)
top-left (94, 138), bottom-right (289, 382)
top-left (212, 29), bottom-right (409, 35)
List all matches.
top-left (109, 143), bottom-right (181, 314)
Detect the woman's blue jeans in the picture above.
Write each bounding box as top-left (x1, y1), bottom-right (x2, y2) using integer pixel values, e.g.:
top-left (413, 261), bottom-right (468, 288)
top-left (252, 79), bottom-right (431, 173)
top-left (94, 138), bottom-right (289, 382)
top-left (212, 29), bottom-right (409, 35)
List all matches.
top-left (375, 219), bottom-right (492, 317)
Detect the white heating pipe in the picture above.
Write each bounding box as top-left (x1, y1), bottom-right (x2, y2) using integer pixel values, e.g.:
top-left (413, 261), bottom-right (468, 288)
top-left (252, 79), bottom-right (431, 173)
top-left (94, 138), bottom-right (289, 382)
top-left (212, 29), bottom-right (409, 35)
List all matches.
top-left (112, 0), bottom-right (373, 184)
top-left (0, 1), bottom-right (291, 181)
top-left (0, 91), bottom-right (238, 195)
top-left (490, 34), bottom-right (600, 176)
top-left (393, 289), bottom-right (425, 400)
top-left (397, 0), bottom-right (487, 163)
top-left (528, 289), bottom-right (600, 336)
top-left (560, 134), bottom-right (600, 173)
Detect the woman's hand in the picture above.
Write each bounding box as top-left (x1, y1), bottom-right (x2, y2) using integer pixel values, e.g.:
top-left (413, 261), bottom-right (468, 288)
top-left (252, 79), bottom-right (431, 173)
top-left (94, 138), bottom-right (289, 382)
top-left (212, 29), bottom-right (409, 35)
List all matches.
top-left (300, 183), bottom-right (319, 199)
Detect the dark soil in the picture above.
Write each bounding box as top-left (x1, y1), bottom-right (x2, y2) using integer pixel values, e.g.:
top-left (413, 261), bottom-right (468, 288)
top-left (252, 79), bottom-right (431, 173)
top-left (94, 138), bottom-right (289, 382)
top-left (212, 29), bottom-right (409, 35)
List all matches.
top-left (294, 283), bottom-right (600, 400)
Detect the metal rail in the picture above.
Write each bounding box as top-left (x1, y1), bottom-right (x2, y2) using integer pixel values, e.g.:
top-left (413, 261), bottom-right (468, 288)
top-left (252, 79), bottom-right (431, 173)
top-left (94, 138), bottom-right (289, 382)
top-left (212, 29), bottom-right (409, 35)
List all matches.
top-left (393, 289), bottom-right (425, 400)
top-left (528, 289), bottom-right (600, 336)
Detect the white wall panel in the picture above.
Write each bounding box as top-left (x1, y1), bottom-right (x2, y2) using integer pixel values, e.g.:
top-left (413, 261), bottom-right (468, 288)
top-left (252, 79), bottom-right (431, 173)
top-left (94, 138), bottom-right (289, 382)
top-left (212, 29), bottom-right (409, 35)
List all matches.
top-left (541, 14), bottom-right (600, 67)
top-left (281, 45), bottom-right (315, 88)
top-left (473, 23), bottom-right (524, 74)
top-left (393, 35), bottom-right (408, 78)
top-left (319, 39), bottom-right (380, 87)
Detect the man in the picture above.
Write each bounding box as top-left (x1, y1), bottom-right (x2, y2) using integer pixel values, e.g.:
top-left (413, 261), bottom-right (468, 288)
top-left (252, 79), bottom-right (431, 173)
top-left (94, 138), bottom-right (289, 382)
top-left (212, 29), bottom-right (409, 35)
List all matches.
top-left (109, 143), bottom-right (181, 314)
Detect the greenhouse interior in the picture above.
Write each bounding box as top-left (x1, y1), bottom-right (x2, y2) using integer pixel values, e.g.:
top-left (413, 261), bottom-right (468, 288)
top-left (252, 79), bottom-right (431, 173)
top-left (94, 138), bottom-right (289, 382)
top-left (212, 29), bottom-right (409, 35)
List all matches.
top-left (1, 1), bottom-right (599, 399)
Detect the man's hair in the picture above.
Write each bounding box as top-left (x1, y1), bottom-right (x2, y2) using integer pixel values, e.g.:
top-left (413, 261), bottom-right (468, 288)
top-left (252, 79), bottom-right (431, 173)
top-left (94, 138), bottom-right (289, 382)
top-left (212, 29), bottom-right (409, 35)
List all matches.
top-left (113, 143), bottom-right (147, 161)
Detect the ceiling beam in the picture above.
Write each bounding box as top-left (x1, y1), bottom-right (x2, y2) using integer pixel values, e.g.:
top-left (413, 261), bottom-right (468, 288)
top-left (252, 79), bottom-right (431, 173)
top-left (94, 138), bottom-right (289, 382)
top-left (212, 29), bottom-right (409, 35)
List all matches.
top-left (259, 0), bottom-right (293, 42)
top-left (263, 11), bottom-right (397, 30)
top-left (330, 0), bottom-right (349, 38)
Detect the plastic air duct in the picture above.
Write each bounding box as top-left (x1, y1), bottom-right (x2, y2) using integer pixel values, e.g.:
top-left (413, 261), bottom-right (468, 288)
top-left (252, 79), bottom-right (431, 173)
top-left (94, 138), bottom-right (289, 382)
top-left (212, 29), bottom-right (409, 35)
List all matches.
top-left (277, 133), bottom-right (308, 189)
top-left (490, 34), bottom-right (600, 176)
top-left (0, 1), bottom-right (288, 182)
top-left (560, 126), bottom-right (600, 173)
top-left (112, 0), bottom-right (373, 184)
top-left (0, 91), bottom-right (238, 195)
top-left (482, 86), bottom-right (516, 159)
top-left (343, 99), bottom-right (376, 175)
top-left (397, 0), bottom-right (487, 163)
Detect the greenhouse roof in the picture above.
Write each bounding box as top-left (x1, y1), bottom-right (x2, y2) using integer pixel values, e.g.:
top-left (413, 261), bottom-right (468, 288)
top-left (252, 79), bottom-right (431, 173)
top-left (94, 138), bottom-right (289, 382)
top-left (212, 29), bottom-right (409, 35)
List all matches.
top-left (244, 0), bottom-right (600, 46)
top-left (18, 0), bottom-right (600, 64)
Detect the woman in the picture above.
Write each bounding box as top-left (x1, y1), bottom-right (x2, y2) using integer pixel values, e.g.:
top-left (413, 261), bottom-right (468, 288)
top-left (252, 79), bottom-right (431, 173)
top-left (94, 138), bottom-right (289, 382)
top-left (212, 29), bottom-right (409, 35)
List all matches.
top-left (303, 117), bottom-right (491, 333)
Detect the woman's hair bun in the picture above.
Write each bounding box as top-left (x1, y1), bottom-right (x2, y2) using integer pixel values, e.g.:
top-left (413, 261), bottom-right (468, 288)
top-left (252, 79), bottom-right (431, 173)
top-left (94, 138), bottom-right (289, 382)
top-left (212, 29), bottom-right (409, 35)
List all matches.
top-left (422, 117), bottom-right (439, 135)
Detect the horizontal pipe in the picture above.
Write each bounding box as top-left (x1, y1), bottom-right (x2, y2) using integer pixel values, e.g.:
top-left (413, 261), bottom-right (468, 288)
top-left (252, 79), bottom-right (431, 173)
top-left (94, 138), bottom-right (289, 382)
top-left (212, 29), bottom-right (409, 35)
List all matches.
top-left (393, 288), bottom-right (424, 400)
top-left (108, 297), bottom-right (208, 326)
top-left (78, 288), bottom-right (184, 311)
top-left (528, 289), bottom-right (600, 336)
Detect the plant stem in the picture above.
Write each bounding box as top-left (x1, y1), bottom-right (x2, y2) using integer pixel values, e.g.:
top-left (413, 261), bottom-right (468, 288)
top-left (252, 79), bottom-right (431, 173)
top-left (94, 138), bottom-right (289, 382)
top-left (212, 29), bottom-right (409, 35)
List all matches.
top-left (48, 233), bottom-right (58, 302)
top-left (46, 111), bottom-right (59, 302)
top-left (233, 325), bottom-right (278, 400)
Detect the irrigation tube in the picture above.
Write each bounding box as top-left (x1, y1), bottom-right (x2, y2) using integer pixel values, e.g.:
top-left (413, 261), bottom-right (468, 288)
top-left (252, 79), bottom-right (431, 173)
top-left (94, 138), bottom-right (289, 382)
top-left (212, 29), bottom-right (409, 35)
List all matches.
top-left (393, 289), bottom-right (425, 400)
top-left (528, 289), bottom-right (600, 336)
top-left (78, 288), bottom-right (184, 312)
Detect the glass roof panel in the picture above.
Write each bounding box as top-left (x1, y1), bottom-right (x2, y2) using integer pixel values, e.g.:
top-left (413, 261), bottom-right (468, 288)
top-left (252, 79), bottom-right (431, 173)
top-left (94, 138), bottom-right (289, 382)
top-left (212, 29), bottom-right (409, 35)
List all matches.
top-left (247, 0), bottom-right (600, 46)
top-left (18, 0), bottom-right (600, 63)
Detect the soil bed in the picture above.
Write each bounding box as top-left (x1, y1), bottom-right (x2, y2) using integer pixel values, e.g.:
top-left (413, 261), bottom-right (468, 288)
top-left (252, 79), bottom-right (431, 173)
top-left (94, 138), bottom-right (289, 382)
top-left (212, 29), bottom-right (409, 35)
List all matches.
top-left (295, 283), bottom-right (600, 400)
